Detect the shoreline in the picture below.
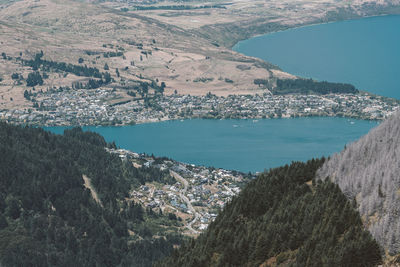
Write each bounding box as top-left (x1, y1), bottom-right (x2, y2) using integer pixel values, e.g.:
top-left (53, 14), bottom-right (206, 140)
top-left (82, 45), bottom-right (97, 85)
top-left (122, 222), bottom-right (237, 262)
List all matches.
top-left (2, 112), bottom-right (386, 128)
top-left (2, 8), bottom-right (400, 128)
top-left (39, 115), bottom-right (381, 129)
top-left (230, 13), bottom-right (400, 106)
top-left (5, 96), bottom-right (395, 128)
top-left (2, 88), bottom-right (398, 127)
top-left (231, 13), bottom-right (396, 50)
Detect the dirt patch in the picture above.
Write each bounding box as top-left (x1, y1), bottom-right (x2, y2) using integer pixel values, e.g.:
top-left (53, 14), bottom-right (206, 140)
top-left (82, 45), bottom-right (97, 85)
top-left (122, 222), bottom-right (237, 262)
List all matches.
top-left (82, 174), bottom-right (103, 207)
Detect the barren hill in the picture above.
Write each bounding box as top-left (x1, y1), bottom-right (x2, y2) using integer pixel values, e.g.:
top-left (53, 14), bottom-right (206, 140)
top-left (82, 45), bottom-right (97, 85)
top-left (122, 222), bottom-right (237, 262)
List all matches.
top-left (0, 0), bottom-right (276, 110)
top-left (0, 0), bottom-right (399, 111)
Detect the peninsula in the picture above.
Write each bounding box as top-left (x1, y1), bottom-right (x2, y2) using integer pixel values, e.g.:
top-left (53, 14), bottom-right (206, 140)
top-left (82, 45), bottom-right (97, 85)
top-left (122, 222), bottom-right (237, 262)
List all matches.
top-left (1, 0), bottom-right (400, 126)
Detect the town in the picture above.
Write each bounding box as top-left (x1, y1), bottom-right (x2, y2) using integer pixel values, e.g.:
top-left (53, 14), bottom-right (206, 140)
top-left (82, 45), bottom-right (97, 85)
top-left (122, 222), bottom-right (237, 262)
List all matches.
top-left (0, 87), bottom-right (398, 126)
top-left (106, 148), bottom-right (253, 235)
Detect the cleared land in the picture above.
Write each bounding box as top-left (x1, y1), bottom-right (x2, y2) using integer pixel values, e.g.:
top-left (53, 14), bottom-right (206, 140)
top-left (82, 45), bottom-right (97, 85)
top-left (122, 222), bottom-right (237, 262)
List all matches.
top-left (82, 174), bottom-right (103, 207)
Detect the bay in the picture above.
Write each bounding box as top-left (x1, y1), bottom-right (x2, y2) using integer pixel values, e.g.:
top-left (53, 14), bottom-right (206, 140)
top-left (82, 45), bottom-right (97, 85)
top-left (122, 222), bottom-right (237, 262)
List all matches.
top-left (46, 17), bottom-right (400, 172)
top-left (45, 117), bottom-right (376, 173)
top-left (233, 15), bottom-right (400, 99)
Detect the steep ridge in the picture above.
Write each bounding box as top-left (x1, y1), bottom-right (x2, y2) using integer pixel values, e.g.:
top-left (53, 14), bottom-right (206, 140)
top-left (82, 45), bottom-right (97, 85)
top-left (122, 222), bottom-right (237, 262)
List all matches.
top-left (317, 112), bottom-right (400, 256)
top-left (159, 159), bottom-right (382, 266)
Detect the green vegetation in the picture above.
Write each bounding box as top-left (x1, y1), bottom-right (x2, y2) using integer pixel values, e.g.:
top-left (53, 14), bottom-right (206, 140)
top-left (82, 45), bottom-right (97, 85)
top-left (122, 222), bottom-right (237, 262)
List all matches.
top-left (26, 72), bottom-right (43, 87)
top-left (130, 5), bottom-right (226, 11)
top-left (22, 52), bottom-right (104, 79)
top-left (23, 90), bottom-right (31, 100)
top-left (11, 73), bottom-right (19, 80)
top-left (254, 78), bottom-right (269, 87)
top-left (18, 51), bottom-right (115, 89)
top-left (103, 51), bottom-right (124, 58)
top-left (158, 11), bottom-right (211, 17)
top-left (193, 77), bottom-right (214, 83)
top-left (160, 159), bottom-right (382, 267)
top-left (72, 74), bottom-right (111, 89)
top-left (274, 78), bottom-right (359, 95)
top-left (0, 123), bottom-right (184, 266)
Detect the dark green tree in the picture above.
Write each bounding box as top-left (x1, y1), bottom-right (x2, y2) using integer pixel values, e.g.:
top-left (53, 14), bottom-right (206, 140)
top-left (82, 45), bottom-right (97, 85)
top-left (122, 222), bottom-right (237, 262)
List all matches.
top-left (26, 72), bottom-right (43, 87)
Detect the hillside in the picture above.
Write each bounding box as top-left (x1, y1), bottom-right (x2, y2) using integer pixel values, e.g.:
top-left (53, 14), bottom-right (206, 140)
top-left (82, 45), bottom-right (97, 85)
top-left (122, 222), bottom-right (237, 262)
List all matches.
top-left (0, 122), bottom-right (186, 266)
top-left (0, 0), bottom-right (274, 111)
top-left (1, 0), bottom-right (400, 112)
top-left (159, 159), bottom-right (382, 266)
top-left (317, 112), bottom-right (400, 257)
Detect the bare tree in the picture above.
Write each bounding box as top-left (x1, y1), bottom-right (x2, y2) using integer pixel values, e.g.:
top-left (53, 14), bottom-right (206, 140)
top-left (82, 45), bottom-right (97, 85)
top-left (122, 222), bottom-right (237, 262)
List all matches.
top-left (317, 111), bottom-right (400, 255)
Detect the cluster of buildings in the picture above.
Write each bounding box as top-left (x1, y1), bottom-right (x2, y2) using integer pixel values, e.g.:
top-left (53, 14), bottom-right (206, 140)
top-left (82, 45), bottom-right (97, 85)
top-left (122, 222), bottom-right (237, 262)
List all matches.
top-left (108, 148), bottom-right (252, 234)
top-left (2, 87), bottom-right (396, 233)
top-left (1, 89), bottom-right (398, 126)
top-left (159, 93), bottom-right (399, 121)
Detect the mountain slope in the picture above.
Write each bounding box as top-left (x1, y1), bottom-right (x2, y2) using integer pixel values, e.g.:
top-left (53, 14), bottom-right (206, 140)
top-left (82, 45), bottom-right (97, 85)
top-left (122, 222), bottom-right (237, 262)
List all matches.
top-left (0, 123), bottom-right (184, 266)
top-left (317, 112), bottom-right (400, 255)
top-left (159, 159), bottom-right (382, 266)
top-left (0, 0), bottom-right (274, 109)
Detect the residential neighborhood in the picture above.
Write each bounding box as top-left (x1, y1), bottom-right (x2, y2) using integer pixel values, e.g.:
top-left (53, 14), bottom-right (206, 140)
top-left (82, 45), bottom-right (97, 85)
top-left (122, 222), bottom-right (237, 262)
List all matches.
top-left (1, 87), bottom-right (398, 126)
top-left (107, 148), bottom-right (253, 235)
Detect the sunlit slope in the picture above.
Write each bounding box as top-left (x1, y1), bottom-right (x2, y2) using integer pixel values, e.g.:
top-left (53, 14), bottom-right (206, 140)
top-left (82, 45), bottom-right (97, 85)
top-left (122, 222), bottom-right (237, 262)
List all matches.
top-left (0, 0), bottom-right (275, 110)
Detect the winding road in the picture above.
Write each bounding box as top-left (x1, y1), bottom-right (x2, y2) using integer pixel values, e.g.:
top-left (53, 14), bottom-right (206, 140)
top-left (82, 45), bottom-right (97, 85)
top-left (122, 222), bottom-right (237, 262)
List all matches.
top-left (170, 170), bottom-right (200, 234)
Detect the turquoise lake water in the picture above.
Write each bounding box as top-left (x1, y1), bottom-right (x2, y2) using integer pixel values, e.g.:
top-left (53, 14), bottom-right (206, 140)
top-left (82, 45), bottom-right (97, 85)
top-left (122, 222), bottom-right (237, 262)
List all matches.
top-left (47, 16), bottom-right (400, 172)
top-left (233, 15), bottom-right (400, 99)
top-left (46, 118), bottom-right (377, 172)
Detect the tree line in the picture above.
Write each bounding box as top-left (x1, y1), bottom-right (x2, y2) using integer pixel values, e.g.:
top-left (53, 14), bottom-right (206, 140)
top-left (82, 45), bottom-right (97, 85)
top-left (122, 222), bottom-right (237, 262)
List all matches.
top-left (22, 52), bottom-right (103, 79)
top-left (159, 159), bottom-right (382, 266)
top-left (273, 78), bottom-right (359, 95)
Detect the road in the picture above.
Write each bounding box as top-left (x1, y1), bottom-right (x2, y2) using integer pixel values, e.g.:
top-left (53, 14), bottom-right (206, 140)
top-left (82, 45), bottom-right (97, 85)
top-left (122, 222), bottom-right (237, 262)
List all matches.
top-left (170, 170), bottom-right (200, 234)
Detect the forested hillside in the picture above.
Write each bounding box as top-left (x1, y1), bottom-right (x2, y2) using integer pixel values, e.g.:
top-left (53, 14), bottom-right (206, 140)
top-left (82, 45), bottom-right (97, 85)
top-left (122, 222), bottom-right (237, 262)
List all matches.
top-left (0, 119), bottom-right (393, 266)
top-left (160, 159), bottom-right (382, 266)
top-left (0, 123), bottom-right (184, 267)
top-left (317, 112), bottom-right (400, 256)
top-left (273, 78), bottom-right (359, 95)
